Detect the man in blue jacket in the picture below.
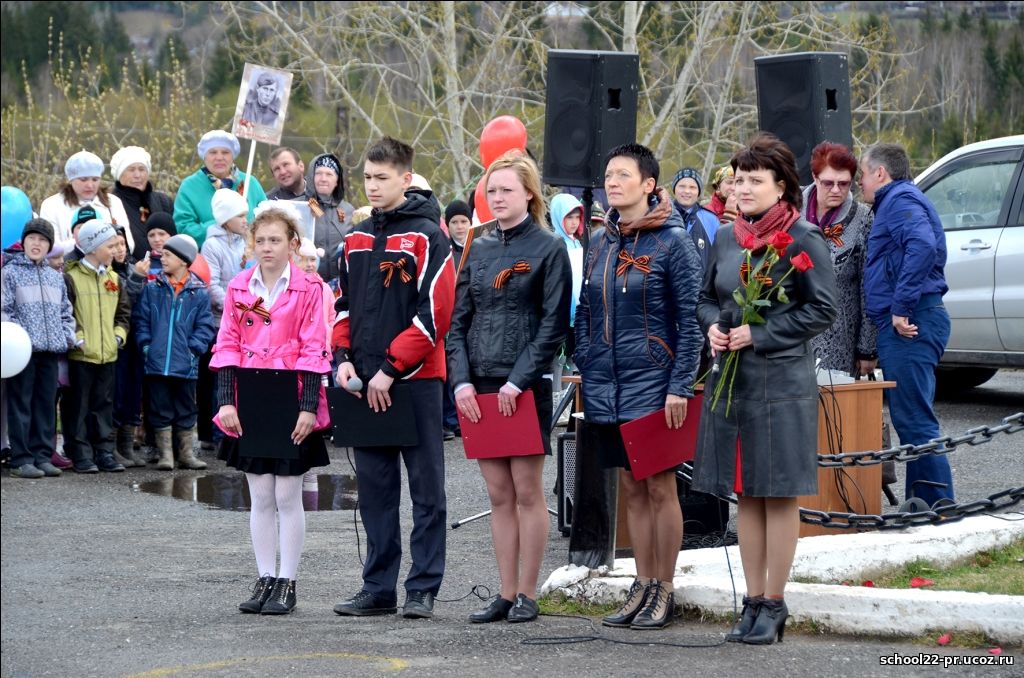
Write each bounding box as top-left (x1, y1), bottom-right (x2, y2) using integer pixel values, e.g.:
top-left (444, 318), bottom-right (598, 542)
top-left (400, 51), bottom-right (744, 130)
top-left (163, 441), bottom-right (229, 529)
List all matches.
top-left (859, 143), bottom-right (953, 507)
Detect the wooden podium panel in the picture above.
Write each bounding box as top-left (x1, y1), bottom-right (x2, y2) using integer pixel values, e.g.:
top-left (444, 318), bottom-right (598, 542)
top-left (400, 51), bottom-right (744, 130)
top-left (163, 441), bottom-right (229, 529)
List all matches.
top-left (798, 380), bottom-right (893, 537)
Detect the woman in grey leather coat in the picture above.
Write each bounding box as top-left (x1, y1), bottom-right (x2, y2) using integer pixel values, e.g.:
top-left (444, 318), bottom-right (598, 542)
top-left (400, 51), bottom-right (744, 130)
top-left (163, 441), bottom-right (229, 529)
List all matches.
top-left (693, 133), bottom-right (837, 645)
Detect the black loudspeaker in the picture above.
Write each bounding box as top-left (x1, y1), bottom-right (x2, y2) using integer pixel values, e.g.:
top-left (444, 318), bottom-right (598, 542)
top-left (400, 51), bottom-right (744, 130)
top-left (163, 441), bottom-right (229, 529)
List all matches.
top-left (754, 52), bottom-right (852, 185)
top-left (543, 50), bottom-right (640, 187)
top-left (556, 432), bottom-right (577, 537)
top-left (676, 471), bottom-right (731, 549)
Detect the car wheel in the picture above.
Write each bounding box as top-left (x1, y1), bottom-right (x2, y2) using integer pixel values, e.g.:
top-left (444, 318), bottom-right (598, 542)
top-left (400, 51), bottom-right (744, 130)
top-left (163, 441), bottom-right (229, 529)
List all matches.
top-left (935, 366), bottom-right (998, 392)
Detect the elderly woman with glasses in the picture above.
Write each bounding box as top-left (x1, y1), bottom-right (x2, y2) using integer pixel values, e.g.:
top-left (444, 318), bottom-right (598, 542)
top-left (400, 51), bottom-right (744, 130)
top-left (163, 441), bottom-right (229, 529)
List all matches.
top-left (800, 142), bottom-right (877, 378)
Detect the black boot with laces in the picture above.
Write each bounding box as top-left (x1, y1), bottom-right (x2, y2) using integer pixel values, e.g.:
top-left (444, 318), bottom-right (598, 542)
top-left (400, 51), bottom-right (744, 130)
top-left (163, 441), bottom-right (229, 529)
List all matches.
top-left (238, 575), bottom-right (276, 614)
top-left (261, 578), bottom-right (297, 615)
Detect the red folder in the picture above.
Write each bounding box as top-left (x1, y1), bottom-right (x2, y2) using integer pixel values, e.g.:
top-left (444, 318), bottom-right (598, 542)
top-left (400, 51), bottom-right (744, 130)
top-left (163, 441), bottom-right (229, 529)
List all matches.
top-left (458, 390), bottom-right (545, 459)
top-left (619, 394), bottom-right (703, 481)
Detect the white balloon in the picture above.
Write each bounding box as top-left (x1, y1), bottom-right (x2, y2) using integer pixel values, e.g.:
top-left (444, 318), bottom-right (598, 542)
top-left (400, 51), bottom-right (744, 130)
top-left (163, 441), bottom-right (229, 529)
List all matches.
top-left (1, 321), bottom-right (33, 378)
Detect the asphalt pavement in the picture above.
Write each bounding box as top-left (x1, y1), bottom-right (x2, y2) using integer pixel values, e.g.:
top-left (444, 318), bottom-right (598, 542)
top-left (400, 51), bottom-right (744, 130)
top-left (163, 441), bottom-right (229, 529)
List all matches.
top-left (2, 370), bottom-right (1021, 677)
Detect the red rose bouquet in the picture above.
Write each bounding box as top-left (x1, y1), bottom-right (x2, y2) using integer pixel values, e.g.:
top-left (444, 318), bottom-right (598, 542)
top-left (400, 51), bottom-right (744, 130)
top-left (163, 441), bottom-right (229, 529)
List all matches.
top-left (707, 231), bottom-right (814, 415)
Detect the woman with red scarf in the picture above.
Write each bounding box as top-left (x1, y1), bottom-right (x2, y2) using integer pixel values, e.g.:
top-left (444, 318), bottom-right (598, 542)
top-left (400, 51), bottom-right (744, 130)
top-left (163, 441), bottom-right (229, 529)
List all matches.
top-left (692, 134), bottom-right (837, 645)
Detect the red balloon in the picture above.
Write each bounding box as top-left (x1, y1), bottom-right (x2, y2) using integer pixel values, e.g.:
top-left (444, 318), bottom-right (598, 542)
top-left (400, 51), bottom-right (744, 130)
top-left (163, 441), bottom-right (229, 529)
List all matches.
top-left (474, 177), bottom-right (494, 223)
top-left (190, 253), bottom-right (211, 285)
top-left (479, 115), bottom-right (528, 168)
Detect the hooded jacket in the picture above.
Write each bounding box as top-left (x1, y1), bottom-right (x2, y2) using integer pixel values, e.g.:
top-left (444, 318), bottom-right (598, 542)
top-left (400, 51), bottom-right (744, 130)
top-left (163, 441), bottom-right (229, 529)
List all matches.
top-left (201, 222), bottom-right (248, 327)
top-left (549, 193), bottom-right (585, 326)
top-left (1, 252), bottom-right (77, 353)
top-left (305, 153), bottom-right (355, 283)
top-left (112, 181), bottom-right (175, 261)
top-left (332, 192), bottom-right (456, 383)
top-left (575, 188), bottom-right (704, 423)
top-left (133, 272), bottom-right (216, 379)
top-left (64, 258), bottom-right (132, 364)
top-left (447, 215), bottom-right (571, 390)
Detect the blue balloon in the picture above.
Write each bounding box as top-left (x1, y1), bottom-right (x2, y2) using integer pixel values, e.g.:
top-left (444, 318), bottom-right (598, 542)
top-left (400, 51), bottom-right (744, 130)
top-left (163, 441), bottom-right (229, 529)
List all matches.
top-left (1, 186), bottom-right (34, 249)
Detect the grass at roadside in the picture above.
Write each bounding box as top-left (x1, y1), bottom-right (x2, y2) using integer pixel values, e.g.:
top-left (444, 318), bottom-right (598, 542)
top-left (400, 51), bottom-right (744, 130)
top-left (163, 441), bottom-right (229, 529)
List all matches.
top-left (870, 538), bottom-right (1024, 595)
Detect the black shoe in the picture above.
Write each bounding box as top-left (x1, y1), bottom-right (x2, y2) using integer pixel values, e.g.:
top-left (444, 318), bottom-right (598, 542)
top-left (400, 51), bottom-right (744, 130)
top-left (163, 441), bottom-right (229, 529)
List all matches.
top-left (95, 454), bottom-right (125, 472)
top-left (11, 463), bottom-right (44, 479)
top-left (72, 460), bottom-right (99, 474)
top-left (442, 428), bottom-right (455, 442)
top-left (402, 590), bottom-right (434, 619)
top-left (239, 575), bottom-right (276, 614)
top-left (333, 590), bottom-right (398, 616)
top-left (468, 597), bottom-right (513, 623)
top-left (261, 578), bottom-right (297, 615)
top-left (506, 593), bottom-right (539, 623)
top-left (630, 581), bottom-right (674, 630)
top-left (742, 598), bottom-right (788, 645)
top-left (726, 595), bottom-right (763, 642)
top-left (602, 579), bottom-right (650, 628)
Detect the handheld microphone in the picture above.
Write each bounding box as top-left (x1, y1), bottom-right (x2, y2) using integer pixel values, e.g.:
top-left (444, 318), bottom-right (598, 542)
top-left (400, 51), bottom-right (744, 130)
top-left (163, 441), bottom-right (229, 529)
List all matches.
top-left (711, 309), bottom-right (741, 374)
top-left (346, 377), bottom-right (363, 392)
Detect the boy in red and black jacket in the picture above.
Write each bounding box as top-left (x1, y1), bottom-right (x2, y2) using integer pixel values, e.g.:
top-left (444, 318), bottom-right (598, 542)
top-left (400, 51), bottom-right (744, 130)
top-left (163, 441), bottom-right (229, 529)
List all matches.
top-left (332, 136), bottom-right (455, 620)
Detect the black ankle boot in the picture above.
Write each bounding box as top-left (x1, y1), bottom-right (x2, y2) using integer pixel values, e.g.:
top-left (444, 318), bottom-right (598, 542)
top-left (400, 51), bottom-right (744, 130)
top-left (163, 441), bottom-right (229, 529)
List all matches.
top-left (630, 581), bottom-right (674, 630)
top-left (239, 575), bottom-right (276, 614)
top-left (726, 595), bottom-right (763, 642)
top-left (602, 579), bottom-right (650, 628)
top-left (742, 598), bottom-right (788, 644)
top-left (261, 578), bottom-right (297, 615)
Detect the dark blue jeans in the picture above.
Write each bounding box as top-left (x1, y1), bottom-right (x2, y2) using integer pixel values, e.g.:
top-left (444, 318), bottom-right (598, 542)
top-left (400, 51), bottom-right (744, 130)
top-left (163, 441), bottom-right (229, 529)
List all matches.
top-left (353, 379), bottom-right (446, 599)
top-left (875, 296), bottom-right (954, 506)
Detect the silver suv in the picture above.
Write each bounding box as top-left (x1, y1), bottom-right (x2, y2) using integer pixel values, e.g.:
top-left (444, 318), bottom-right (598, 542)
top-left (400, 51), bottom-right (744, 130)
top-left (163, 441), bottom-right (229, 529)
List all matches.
top-left (915, 134), bottom-right (1024, 389)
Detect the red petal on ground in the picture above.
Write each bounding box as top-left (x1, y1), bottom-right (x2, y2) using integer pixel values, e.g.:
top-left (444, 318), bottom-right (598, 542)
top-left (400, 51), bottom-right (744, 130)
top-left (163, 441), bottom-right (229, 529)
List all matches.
top-left (989, 647), bottom-right (1003, 655)
top-left (909, 577), bottom-right (935, 588)
top-left (937, 633), bottom-right (952, 646)
top-left (861, 580), bottom-right (875, 587)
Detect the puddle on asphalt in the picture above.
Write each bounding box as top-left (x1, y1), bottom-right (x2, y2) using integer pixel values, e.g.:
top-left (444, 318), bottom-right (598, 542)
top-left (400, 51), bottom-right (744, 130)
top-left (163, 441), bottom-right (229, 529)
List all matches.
top-left (133, 473), bottom-right (358, 511)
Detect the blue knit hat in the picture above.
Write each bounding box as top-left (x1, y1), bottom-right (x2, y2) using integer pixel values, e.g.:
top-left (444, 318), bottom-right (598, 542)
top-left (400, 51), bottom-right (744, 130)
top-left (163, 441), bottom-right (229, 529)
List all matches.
top-left (197, 130), bottom-right (240, 160)
top-left (672, 168), bottom-right (703, 195)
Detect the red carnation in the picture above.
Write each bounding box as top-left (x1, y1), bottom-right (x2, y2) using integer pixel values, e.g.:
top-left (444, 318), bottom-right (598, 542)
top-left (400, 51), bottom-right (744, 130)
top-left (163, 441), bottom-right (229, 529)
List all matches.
top-left (790, 251), bottom-right (814, 272)
top-left (739, 233), bottom-right (757, 251)
top-left (768, 230), bottom-right (794, 255)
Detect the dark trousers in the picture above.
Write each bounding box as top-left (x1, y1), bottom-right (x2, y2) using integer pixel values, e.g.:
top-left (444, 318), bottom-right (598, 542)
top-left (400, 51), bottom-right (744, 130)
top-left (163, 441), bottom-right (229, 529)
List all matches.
top-left (63, 360), bottom-right (116, 463)
top-left (353, 379), bottom-right (446, 598)
top-left (146, 376), bottom-right (198, 430)
top-left (876, 297), bottom-right (954, 506)
top-left (113, 339), bottom-right (144, 428)
top-left (442, 382), bottom-right (459, 430)
top-left (7, 352), bottom-right (60, 468)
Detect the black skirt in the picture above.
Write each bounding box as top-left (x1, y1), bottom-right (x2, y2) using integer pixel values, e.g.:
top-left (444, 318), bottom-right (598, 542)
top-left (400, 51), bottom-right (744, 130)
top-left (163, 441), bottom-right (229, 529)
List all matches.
top-left (217, 431), bottom-right (330, 476)
top-left (472, 375), bottom-right (553, 456)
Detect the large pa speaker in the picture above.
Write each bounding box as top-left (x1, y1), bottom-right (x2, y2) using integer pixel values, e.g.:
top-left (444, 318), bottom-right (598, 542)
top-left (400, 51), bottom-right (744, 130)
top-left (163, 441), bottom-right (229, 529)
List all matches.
top-left (556, 432), bottom-right (577, 537)
top-left (543, 50), bottom-right (640, 188)
top-left (754, 52), bottom-right (852, 185)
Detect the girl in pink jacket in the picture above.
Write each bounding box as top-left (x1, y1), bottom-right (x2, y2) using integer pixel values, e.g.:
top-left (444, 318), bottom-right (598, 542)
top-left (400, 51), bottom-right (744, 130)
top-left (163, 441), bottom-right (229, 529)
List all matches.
top-left (211, 205), bottom-right (332, 616)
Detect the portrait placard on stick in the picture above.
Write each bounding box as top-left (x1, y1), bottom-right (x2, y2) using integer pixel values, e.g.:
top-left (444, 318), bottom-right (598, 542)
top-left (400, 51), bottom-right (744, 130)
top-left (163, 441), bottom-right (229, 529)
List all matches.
top-left (232, 63), bottom-right (293, 147)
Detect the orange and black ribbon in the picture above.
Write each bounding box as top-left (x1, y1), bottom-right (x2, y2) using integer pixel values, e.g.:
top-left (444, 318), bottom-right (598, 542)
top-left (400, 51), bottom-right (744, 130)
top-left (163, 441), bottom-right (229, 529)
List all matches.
top-left (616, 251), bottom-right (652, 277)
top-left (823, 223), bottom-right (845, 248)
top-left (493, 260), bottom-right (531, 289)
top-left (380, 258), bottom-right (413, 287)
top-left (235, 296), bottom-right (271, 321)
top-left (307, 197), bottom-right (325, 218)
top-left (740, 261), bottom-right (772, 286)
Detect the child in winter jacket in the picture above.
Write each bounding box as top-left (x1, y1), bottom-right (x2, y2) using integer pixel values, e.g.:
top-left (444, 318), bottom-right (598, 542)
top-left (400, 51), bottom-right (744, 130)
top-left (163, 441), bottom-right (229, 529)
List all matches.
top-left (133, 234), bottom-right (215, 470)
top-left (62, 219), bottom-right (132, 473)
top-left (1, 219), bottom-right (77, 478)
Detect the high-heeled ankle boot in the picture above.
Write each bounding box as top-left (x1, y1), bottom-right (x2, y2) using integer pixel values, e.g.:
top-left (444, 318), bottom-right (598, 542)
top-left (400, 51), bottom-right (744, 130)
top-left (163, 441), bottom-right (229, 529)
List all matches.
top-left (726, 595), bottom-right (763, 642)
top-left (238, 575), bottom-right (276, 614)
top-left (742, 598), bottom-right (788, 644)
top-left (602, 578), bottom-right (650, 628)
top-left (630, 580), bottom-right (674, 630)
top-left (261, 578), bottom-right (297, 615)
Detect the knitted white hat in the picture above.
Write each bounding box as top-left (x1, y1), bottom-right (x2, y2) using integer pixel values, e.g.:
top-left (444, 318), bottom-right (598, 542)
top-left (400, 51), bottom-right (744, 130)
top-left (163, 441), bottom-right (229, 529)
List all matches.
top-left (110, 146), bottom-right (152, 183)
top-left (211, 188), bottom-right (249, 227)
top-left (65, 151), bottom-right (104, 181)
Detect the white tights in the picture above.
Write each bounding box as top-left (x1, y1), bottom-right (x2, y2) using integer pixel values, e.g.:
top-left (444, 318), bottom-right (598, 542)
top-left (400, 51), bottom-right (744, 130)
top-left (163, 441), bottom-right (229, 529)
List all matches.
top-left (246, 473), bottom-right (305, 579)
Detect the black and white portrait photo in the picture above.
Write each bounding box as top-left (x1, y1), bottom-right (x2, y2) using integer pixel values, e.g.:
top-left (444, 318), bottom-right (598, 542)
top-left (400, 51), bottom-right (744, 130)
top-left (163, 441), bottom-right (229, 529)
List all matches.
top-left (233, 63), bottom-right (293, 146)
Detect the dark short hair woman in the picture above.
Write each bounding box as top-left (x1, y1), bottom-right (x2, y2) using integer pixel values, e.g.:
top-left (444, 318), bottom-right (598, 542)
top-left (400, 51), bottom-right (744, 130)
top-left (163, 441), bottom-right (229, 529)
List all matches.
top-left (801, 141), bottom-right (877, 377)
top-left (692, 133), bottom-right (837, 645)
top-left (576, 143), bottom-right (704, 630)
top-left (447, 150), bottom-right (572, 624)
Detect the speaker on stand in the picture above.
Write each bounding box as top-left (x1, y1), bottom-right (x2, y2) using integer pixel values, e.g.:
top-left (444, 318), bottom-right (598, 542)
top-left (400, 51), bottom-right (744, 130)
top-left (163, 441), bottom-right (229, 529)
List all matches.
top-left (754, 52), bottom-right (852, 185)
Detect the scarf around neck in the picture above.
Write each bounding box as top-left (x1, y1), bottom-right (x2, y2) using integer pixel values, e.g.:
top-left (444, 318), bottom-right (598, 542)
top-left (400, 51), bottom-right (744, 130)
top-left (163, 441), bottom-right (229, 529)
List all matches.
top-left (805, 187), bottom-right (840, 230)
top-left (732, 199), bottom-right (800, 251)
top-left (615, 187), bottom-right (673, 237)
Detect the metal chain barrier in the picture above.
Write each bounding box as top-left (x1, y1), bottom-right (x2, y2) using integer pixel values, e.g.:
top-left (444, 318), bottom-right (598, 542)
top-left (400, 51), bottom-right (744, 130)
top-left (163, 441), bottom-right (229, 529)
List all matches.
top-left (679, 413), bottom-right (1024, 531)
